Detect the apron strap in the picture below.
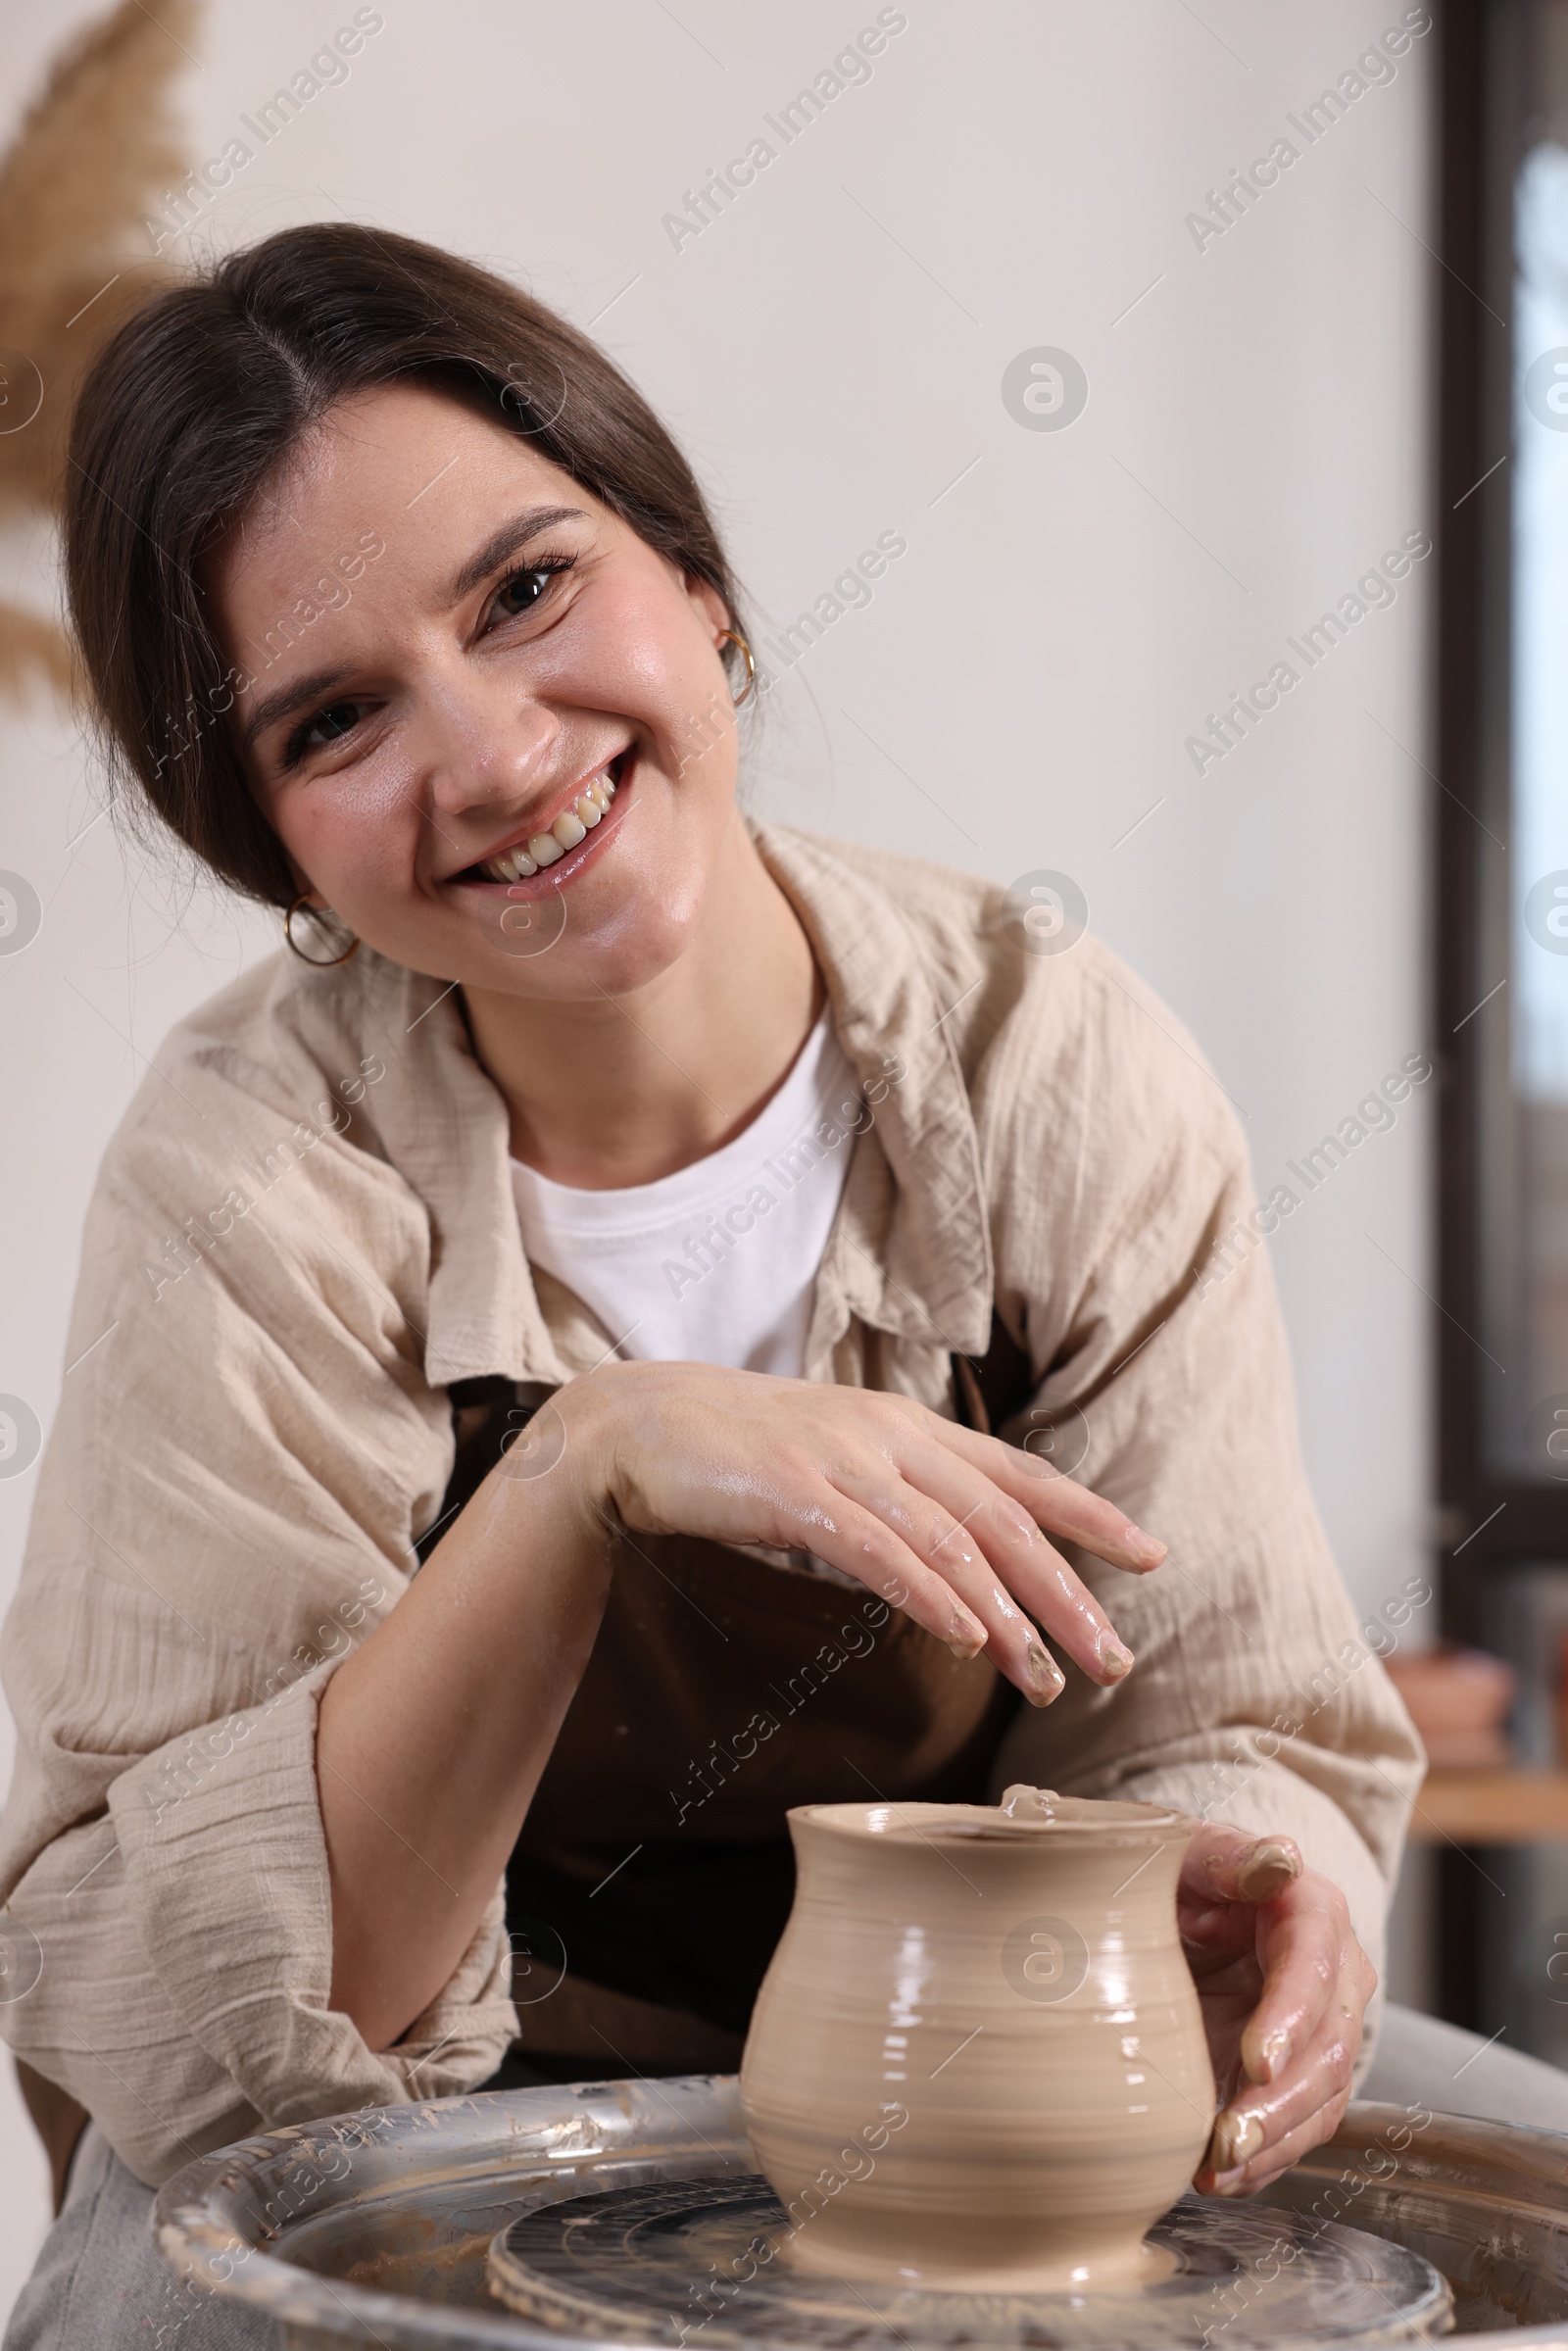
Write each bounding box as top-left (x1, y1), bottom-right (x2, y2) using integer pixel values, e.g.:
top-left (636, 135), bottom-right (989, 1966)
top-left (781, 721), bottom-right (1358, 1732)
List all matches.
top-left (950, 1307), bottom-right (1036, 1439)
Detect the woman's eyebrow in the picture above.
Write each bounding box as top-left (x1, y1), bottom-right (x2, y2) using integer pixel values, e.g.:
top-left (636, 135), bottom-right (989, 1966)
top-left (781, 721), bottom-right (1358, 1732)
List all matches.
top-left (441, 504), bottom-right (588, 605)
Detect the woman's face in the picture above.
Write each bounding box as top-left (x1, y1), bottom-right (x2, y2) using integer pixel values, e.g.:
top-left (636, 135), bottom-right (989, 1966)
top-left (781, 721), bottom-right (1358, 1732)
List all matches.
top-left (211, 381), bottom-right (739, 997)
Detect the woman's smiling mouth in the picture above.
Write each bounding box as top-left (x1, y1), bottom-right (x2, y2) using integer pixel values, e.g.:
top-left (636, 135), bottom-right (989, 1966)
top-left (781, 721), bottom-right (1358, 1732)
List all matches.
top-left (453, 752), bottom-right (629, 889)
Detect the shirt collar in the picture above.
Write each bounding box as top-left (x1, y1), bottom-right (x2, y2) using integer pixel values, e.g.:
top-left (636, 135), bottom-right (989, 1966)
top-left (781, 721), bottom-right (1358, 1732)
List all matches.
top-left (342, 823), bottom-right (994, 1388)
top-left (755, 825), bottom-right (993, 1360)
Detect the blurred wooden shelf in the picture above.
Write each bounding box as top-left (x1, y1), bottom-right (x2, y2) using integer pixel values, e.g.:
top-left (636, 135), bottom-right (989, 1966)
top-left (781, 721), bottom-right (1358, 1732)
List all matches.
top-left (1409, 1768), bottom-right (1568, 1843)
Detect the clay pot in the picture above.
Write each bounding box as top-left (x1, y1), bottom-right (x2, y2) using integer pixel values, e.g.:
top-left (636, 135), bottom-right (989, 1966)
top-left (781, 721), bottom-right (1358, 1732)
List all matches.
top-left (740, 1786), bottom-right (1213, 2291)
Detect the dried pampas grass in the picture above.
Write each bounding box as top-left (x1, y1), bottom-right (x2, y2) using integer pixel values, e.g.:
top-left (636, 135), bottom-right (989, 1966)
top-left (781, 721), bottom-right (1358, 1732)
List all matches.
top-left (0, 0), bottom-right (198, 704)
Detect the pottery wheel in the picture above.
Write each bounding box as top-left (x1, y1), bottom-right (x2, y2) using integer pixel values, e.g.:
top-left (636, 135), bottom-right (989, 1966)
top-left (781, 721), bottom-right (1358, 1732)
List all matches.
top-left (488, 2175), bottom-right (1453, 2347)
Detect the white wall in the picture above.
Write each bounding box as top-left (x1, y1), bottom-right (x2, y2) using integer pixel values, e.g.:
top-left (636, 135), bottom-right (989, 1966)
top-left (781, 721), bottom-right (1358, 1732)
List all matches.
top-left (0, 0), bottom-right (1434, 2310)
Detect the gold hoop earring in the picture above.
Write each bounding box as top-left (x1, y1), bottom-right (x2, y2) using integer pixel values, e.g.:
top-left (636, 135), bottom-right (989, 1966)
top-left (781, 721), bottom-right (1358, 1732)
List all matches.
top-left (283, 894), bottom-right (360, 967)
top-left (716, 628), bottom-right (756, 707)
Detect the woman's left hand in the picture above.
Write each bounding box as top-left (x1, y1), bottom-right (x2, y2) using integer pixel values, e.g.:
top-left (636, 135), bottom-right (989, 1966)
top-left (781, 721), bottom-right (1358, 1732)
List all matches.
top-left (1180, 1821), bottom-right (1377, 2195)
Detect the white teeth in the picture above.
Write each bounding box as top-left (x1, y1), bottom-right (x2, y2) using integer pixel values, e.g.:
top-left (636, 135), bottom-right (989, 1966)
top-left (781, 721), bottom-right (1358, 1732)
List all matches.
top-left (481, 846), bottom-right (537, 882)
top-left (477, 767), bottom-right (621, 881)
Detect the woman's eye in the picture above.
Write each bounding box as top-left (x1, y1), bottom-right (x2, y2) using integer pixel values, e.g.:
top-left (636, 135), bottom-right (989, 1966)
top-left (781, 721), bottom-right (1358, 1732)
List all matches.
top-left (283, 700), bottom-right (365, 766)
top-left (490, 564), bottom-right (561, 621)
top-left (307, 702), bottom-right (363, 745)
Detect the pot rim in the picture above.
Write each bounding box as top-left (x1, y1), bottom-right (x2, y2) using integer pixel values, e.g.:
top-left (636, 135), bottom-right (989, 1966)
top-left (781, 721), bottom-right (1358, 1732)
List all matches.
top-left (787, 1796), bottom-right (1194, 1844)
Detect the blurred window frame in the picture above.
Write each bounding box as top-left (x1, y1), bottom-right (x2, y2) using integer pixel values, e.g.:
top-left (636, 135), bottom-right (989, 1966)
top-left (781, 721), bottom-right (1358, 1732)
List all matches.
top-left (1437, 0), bottom-right (1568, 1633)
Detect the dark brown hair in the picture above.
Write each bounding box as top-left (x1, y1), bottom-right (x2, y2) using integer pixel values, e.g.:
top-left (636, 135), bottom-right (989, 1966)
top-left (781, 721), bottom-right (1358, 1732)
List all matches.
top-left (64, 222), bottom-right (742, 907)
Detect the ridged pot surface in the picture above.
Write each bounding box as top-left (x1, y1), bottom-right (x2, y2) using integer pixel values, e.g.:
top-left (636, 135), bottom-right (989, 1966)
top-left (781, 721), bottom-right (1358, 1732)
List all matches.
top-left (739, 1788), bottom-right (1214, 2290)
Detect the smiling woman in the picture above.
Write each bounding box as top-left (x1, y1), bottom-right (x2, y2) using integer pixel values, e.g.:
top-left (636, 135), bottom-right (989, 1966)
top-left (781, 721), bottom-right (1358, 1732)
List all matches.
top-left (0, 223), bottom-right (1425, 2349)
top-left (209, 392), bottom-right (751, 1029)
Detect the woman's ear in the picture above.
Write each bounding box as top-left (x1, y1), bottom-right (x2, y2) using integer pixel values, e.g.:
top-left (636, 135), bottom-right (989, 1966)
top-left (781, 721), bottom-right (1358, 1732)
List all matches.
top-left (684, 572), bottom-right (731, 640)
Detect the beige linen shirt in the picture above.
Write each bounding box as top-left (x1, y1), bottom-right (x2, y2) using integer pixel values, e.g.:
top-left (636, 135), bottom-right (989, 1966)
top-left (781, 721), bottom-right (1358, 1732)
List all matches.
top-left (0, 825), bottom-right (1423, 2186)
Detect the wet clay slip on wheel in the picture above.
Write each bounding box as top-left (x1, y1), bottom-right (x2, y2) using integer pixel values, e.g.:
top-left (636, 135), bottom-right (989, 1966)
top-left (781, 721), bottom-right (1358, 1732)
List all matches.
top-left (739, 1786), bottom-right (1214, 2292)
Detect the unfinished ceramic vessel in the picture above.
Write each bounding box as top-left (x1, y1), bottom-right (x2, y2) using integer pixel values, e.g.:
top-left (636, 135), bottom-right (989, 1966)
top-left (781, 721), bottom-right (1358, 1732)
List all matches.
top-left (739, 1786), bottom-right (1213, 2291)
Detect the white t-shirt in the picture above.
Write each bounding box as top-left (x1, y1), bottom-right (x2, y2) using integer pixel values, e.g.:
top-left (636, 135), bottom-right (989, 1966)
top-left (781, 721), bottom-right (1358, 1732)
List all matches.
top-left (511, 1012), bottom-right (861, 1376)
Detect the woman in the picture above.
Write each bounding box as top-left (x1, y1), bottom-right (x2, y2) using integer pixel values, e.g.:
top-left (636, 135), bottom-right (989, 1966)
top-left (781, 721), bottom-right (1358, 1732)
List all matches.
top-left (2, 223), bottom-right (1423, 2343)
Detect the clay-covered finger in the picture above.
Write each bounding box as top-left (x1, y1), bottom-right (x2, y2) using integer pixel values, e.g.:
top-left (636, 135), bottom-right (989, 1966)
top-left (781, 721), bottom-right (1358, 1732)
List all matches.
top-left (1188, 1823), bottom-right (1305, 1911)
top-left (1237, 1841), bottom-right (1303, 1903)
top-left (825, 1463), bottom-right (1068, 1704)
top-left (932, 1416), bottom-right (1167, 1573)
top-left (1200, 2045), bottom-right (1356, 2195)
top-left (787, 1485), bottom-right (990, 1660)
top-left (1207, 2084), bottom-right (1357, 2196)
top-left (1000, 1519), bottom-right (1138, 1686)
top-left (1239, 1890), bottom-right (1355, 2085)
top-left (1200, 1997), bottom-right (1361, 2189)
top-left (869, 1448), bottom-right (1136, 1688)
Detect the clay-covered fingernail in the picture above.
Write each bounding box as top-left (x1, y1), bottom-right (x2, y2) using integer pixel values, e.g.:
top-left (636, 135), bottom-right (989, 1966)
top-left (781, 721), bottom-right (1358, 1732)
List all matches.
top-left (1125, 1523), bottom-right (1166, 1568)
top-left (1237, 1837), bottom-right (1302, 1903)
top-left (1257, 2028), bottom-right (1292, 2081)
top-left (1025, 1640), bottom-right (1066, 1704)
top-left (1099, 1638), bottom-right (1135, 1681)
top-left (947, 1606), bottom-right (987, 1659)
top-left (1207, 2110), bottom-right (1263, 2173)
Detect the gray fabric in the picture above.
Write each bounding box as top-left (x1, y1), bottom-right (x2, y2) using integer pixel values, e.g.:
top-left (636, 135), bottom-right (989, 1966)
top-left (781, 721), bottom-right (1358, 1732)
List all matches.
top-left (9, 2006), bottom-right (1568, 2346)
top-left (1362, 1998), bottom-right (1568, 2132)
top-left (3, 2123), bottom-right (278, 2351)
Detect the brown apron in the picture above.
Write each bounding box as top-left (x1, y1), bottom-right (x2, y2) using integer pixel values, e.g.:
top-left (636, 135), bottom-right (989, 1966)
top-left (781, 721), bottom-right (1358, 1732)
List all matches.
top-left (507, 1527), bottom-right (1016, 2071)
top-left (448, 1322), bottom-right (1035, 2078)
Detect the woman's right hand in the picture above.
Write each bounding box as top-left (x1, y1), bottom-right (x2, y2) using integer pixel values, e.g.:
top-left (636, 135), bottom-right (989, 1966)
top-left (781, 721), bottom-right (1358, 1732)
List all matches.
top-left (554, 1362), bottom-right (1165, 1705)
top-left (320, 1359), bottom-right (1165, 2055)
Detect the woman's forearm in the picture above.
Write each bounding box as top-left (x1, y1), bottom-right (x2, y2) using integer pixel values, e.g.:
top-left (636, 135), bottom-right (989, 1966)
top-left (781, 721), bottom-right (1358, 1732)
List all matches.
top-left (315, 1351), bottom-right (1167, 2054)
top-left (317, 1407), bottom-right (612, 2051)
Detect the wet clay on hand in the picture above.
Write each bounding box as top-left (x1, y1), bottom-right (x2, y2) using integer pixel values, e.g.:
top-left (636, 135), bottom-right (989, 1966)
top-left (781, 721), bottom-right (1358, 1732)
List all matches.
top-left (740, 1786), bottom-right (1214, 2291)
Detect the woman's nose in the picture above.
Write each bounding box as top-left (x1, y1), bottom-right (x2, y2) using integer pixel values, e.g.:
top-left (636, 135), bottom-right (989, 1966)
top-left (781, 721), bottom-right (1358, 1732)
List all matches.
top-left (423, 675), bottom-right (560, 818)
